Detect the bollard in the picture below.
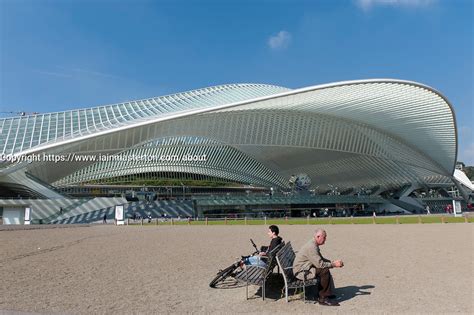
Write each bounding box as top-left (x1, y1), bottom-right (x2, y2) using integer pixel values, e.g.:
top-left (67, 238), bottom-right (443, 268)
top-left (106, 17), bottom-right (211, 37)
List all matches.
top-left (372, 216), bottom-right (376, 224)
top-left (245, 216), bottom-right (247, 225)
top-left (441, 216), bottom-right (445, 224)
top-left (396, 216), bottom-right (400, 224)
top-left (418, 215), bottom-right (422, 224)
top-left (141, 218), bottom-right (143, 226)
top-left (127, 218), bottom-right (130, 225)
top-left (351, 215), bottom-right (354, 224)
top-left (285, 216), bottom-right (288, 223)
top-left (206, 217), bottom-right (208, 225)
top-left (188, 217), bottom-right (191, 225)
top-left (465, 214), bottom-right (469, 223)
top-left (307, 215), bottom-right (309, 225)
top-left (156, 218), bottom-right (158, 226)
top-left (264, 216), bottom-right (267, 225)
top-left (171, 218), bottom-right (174, 225)
top-left (225, 217), bottom-right (227, 225)
top-left (329, 216), bottom-right (332, 225)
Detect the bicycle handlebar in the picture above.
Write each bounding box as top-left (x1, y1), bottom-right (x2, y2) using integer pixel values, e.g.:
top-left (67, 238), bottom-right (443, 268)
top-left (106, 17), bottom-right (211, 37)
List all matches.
top-left (250, 238), bottom-right (259, 254)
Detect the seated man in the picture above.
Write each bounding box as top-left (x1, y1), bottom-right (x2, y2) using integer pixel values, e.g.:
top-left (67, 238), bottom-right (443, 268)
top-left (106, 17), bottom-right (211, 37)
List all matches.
top-left (292, 228), bottom-right (344, 306)
top-left (242, 225), bottom-right (282, 267)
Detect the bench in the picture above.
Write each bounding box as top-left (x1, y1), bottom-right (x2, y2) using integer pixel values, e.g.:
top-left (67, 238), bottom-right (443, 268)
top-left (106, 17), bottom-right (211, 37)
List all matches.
top-left (234, 242), bottom-right (284, 300)
top-left (276, 241), bottom-right (319, 302)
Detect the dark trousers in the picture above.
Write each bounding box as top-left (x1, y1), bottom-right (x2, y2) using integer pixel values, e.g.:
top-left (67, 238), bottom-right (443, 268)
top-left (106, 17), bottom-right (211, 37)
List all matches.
top-left (317, 268), bottom-right (334, 299)
top-left (305, 268), bottom-right (334, 300)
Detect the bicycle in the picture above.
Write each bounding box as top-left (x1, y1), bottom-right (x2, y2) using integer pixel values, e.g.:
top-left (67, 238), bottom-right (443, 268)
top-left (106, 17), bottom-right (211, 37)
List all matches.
top-left (209, 239), bottom-right (261, 288)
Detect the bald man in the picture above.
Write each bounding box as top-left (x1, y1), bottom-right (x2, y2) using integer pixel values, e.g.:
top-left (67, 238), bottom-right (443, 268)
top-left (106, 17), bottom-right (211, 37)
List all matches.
top-left (293, 229), bottom-right (344, 306)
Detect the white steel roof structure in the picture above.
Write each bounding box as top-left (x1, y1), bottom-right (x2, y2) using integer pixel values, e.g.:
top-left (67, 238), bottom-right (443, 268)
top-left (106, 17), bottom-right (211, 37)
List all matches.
top-left (0, 79), bottom-right (463, 198)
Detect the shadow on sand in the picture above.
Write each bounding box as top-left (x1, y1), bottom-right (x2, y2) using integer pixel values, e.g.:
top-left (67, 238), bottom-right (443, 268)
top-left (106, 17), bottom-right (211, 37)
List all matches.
top-left (249, 280), bottom-right (375, 302)
top-left (333, 285), bottom-right (375, 302)
top-left (251, 274), bottom-right (286, 300)
top-left (211, 272), bottom-right (374, 304)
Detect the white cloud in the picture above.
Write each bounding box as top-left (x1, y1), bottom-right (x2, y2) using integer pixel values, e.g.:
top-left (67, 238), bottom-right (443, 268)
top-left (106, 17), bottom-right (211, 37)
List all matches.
top-left (268, 31), bottom-right (292, 50)
top-left (36, 70), bottom-right (73, 79)
top-left (355, 0), bottom-right (435, 11)
top-left (36, 67), bottom-right (121, 80)
top-left (70, 68), bottom-right (122, 79)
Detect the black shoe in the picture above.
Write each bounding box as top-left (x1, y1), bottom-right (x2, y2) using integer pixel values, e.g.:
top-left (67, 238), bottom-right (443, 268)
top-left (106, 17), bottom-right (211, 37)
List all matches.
top-left (318, 298), bottom-right (340, 306)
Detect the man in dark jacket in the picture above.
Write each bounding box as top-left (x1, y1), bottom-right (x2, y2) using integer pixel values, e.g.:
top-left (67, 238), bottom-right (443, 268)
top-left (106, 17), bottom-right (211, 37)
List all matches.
top-left (243, 225), bottom-right (282, 267)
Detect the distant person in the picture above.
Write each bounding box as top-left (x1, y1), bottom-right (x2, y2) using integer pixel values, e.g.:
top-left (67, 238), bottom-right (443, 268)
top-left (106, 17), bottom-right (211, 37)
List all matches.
top-left (425, 205), bottom-right (431, 215)
top-left (103, 213), bottom-right (107, 224)
top-left (445, 205), bottom-right (451, 214)
top-left (242, 225), bottom-right (283, 267)
top-left (293, 229), bottom-right (344, 306)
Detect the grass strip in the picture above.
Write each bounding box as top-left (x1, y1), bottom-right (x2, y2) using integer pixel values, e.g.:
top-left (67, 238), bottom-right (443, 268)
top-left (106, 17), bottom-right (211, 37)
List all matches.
top-left (128, 215), bottom-right (473, 226)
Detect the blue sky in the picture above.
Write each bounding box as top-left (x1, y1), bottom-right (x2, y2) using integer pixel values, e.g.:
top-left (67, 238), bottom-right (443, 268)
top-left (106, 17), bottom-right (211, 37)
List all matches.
top-left (0, 0), bottom-right (473, 164)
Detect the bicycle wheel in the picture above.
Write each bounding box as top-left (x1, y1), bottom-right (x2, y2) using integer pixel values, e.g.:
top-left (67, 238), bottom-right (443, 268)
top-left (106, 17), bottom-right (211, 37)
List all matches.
top-left (209, 263), bottom-right (237, 288)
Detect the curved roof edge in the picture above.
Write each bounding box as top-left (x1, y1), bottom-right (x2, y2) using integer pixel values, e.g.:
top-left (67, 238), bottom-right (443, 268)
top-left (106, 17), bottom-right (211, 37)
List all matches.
top-left (1, 83), bottom-right (290, 119)
top-left (453, 169), bottom-right (474, 191)
top-left (12, 79), bottom-right (458, 175)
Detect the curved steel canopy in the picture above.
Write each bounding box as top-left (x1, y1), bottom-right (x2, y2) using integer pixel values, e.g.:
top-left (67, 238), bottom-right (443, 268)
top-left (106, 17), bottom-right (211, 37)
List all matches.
top-left (0, 79), bottom-right (458, 193)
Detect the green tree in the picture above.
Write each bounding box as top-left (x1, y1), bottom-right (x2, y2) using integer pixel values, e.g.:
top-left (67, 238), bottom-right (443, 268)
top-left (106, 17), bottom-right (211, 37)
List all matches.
top-left (463, 166), bottom-right (474, 180)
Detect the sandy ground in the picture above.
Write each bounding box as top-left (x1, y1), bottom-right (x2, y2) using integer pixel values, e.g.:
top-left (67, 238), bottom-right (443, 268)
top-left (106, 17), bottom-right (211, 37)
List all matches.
top-left (0, 223), bottom-right (473, 314)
